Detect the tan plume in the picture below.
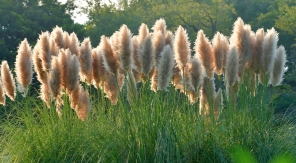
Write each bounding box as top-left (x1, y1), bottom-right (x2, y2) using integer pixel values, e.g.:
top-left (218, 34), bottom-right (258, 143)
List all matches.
top-left (174, 26), bottom-right (191, 75)
top-left (0, 80), bottom-right (5, 105)
top-left (51, 26), bottom-right (64, 48)
top-left (15, 38), bottom-right (33, 96)
top-left (225, 46), bottom-right (239, 87)
top-left (1, 61), bottom-right (16, 101)
top-left (157, 45), bottom-right (175, 91)
top-left (194, 30), bottom-right (215, 79)
top-left (152, 18), bottom-right (166, 34)
top-left (271, 46), bottom-right (287, 86)
top-left (69, 32), bottom-right (80, 56)
top-left (92, 47), bottom-right (105, 88)
top-left (138, 34), bottom-right (154, 77)
top-left (100, 36), bottom-right (120, 75)
top-left (212, 32), bottom-right (229, 75)
top-left (79, 37), bottom-right (93, 84)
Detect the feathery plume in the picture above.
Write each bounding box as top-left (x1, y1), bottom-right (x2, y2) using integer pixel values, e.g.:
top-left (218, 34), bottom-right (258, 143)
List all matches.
top-left (250, 28), bottom-right (264, 73)
top-left (100, 36), bottom-right (120, 75)
top-left (212, 32), bottom-right (229, 75)
top-left (188, 57), bottom-right (204, 92)
top-left (70, 84), bottom-right (91, 121)
top-left (92, 48), bottom-right (105, 88)
top-left (138, 23), bottom-right (149, 45)
top-left (152, 18), bottom-right (166, 34)
top-left (194, 30), bottom-right (215, 79)
top-left (51, 26), bottom-right (64, 48)
top-left (38, 32), bottom-right (52, 72)
top-left (15, 38), bottom-right (33, 96)
top-left (79, 37), bottom-right (93, 84)
top-left (132, 36), bottom-right (141, 72)
top-left (104, 71), bottom-right (119, 105)
top-left (261, 28), bottom-right (278, 73)
top-left (225, 46), bottom-right (239, 87)
top-left (132, 69), bottom-right (141, 83)
top-left (69, 32), bottom-right (80, 56)
top-left (0, 80), bottom-right (5, 105)
top-left (165, 31), bottom-right (174, 49)
top-left (1, 61), bottom-right (16, 101)
top-left (157, 45), bottom-right (175, 91)
top-left (32, 43), bottom-right (48, 84)
top-left (172, 65), bottom-right (184, 92)
top-left (49, 38), bottom-right (59, 56)
top-left (229, 18), bottom-right (252, 80)
top-left (40, 83), bottom-right (51, 108)
top-left (153, 30), bottom-right (166, 66)
top-left (66, 53), bottom-right (80, 92)
top-left (174, 26), bottom-right (191, 75)
top-left (48, 56), bottom-right (61, 98)
top-left (117, 25), bottom-right (133, 72)
top-left (271, 46), bottom-right (287, 86)
top-left (63, 31), bottom-right (70, 49)
top-left (138, 34), bottom-right (154, 77)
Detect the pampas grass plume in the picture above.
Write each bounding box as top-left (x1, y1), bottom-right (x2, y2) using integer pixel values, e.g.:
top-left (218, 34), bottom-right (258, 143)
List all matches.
top-left (152, 18), bottom-right (166, 34)
top-left (69, 32), bottom-right (80, 56)
top-left (100, 35), bottom-right (120, 75)
top-left (157, 45), bottom-right (174, 91)
top-left (139, 34), bottom-right (154, 76)
top-left (32, 43), bottom-right (48, 84)
top-left (104, 71), bottom-right (119, 105)
top-left (212, 32), bottom-right (229, 75)
top-left (63, 31), bottom-right (70, 49)
top-left (225, 46), bottom-right (239, 87)
top-left (118, 25), bottom-right (133, 72)
top-left (92, 48), bottom-right (105, 88)
top-left (1, 61), bottom-right (16, 101)
top-left (66, 52), bottom-right (80, 92)
top-left (189, 57), bottom-right (204, 92)
top-left (271, 46), bottom-right (287, 86)
top-left (15, 38), bottom-right (33, 96)
top-left (48, 56), bottom-right (61, 98)
top-left (0, 80), bottom-right (5, 105)
top-left (262, 27), bottom-right (278, 73)
top-left (165, 31), bottom-right (174, 49)
top-left (38, 31), bottom-right (52, 72)
top-left (51, 26), bottom-right (64, 48)
top-left (132, 36), bottom-right (141, 72)
top-left (153, 30), bottom-right (165, 66)
top-left (138, 23), bottom-right (149, 45)
top-left (79, 37), bottom-right (93, 84)
top-left (174, 26), bottom-right (191, 73)
top-left (194, 30), bottom-right (215, 79)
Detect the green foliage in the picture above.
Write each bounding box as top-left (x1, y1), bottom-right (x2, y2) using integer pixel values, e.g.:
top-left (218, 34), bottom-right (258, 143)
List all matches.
top-left (0, 80), bottom-right (295, 162)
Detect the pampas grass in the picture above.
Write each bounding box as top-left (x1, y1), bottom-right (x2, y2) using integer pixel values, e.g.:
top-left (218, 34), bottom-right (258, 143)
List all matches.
top-left (271, 46), bottom-right (287, 86)
top-left (212, 32), bottom-right (229, 75)
top-left (32, 43), bottom-right (48, 84)
top-left (225, 46), bottom-right (239, 87)
top-left (138, 23), bottom-right (149, 45)
top-left (69, 32), bottom-right (80, 56)
top-left (79, 37), bottom-right (93, 84)
top-left (1, 61), bottom-right (16, 101)
top-left (0, 80), bottom-right (5, 105)
top-left (51, 26), bottom-right (64, 48)
top-left (63, 31), bottom-right (70, 49)
top-left (132, 36), bottom-right (141, 72)
top-left (74, 85), bottom-right (91, 121)
top-left (117, 25), bottom-right (133, 72)
top-left (229, 18), bottom-right (251, 81)
top-left (157, 45), bottom-right (174, 91)
top-left (100, 36), bottom-right (120, 76)
top-left (261, 28), bottom-right (278, 74)
top-left (138, 34), bottom-right (154, 77)
top-left (195, 30), bottom-right (215, 79)
top-left (104, 71), bottom-right (119, 105)
top-left (152, 18), bottom-right (166, 34)
top-left (174, 26), bottom-right (191, 75)
top-left (15, 38), bottom-right (33, 96)
top-left (38, 32), bottom-right (52, 72)
top-left (92, 48), bottom-right (105, 88)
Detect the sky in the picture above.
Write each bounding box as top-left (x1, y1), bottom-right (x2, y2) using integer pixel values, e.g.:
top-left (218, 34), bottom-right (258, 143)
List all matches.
top-left (58, 0), bottom-right (117, 24)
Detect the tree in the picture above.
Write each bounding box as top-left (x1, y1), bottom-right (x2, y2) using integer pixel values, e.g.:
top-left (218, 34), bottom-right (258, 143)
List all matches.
top-left (0, 0), bottom-right (85, 64)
